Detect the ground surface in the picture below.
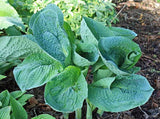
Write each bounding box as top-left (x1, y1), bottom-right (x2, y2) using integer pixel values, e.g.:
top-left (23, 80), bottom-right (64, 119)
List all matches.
top-left (0, 0), bottom-right (160, 119)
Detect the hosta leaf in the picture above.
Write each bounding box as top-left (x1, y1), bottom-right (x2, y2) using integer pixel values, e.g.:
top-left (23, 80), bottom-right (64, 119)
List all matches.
top-left (88, 74), bottom-right (154, 112)
top-left (0, 75), bottom-right (6, 80)
top-left (45, 66), bottom-right (88, 113)
top-left (63, 21), bottom-right (75, 45)
top-left (32, 114), bottom-right (55, 119)
top-left (80, 17), bottom-right (137, 45)
top-left (10, 96), bottom-right (27, 119)
top-left (98, 36), bottom-right (141, 75)
top-left (13, 53), bottom-right (63, 91)
top-left (0, 106), bottom-right (11, 119)
top-left (0, 101), bottom-right (2, 107)
top-left (0, 0), bottom-right (24, 30)
top-left (0, 90), bottom-right (10, 107)
top-left (0, 35), bottom-right (43, 60)
top-left (0, 35), bottom-right (43, 74)
top-left (73, 43), bottom-right (99, 67)
top-left (29, 4), bottom-right (71, 66)
top-left (93, 69), bottom-right (113, 82)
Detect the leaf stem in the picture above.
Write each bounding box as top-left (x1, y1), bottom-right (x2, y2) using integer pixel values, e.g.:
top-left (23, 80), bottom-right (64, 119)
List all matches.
top-left (97, 109), bottom-right (104, 117)
top-left (86, 102), bottom-right (92, 119)
top-left (63, 113), bottom-right (69, 119)
top-left (75, 108), bottom-right (82, 119)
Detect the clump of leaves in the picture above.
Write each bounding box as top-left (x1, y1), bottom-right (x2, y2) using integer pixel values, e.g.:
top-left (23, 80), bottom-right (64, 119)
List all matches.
top-left (0, 3), bottom-right (153, 119)
top-left (0, 90), bottom-right (55, 119)
top-left (0, 90), bottom-right (33, 119)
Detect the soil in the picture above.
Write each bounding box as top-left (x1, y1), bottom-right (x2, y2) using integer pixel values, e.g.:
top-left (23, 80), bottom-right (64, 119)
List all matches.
top-left (0, 0), bottom-right (160, 119)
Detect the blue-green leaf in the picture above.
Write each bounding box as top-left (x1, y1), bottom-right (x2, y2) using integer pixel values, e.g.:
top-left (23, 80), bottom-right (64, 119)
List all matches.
top-left (73, 42), bottom-right (99, 67)
top-left (13, 53), bottom-right (63, 91)
top-left (0, 106), bottom-right (11, 119)
top-left (29, 4), bottom-right (71, 66)
top-left (0, 35), bottom-right (43, 61)
top-left (80, 17), bottom-right (137, 46)
top-left (98, 36), bottom-right (141, 75)
top-left (45, 66), bottom-right (88, 113)
top-left (88, 74), bottom-right (154, 112)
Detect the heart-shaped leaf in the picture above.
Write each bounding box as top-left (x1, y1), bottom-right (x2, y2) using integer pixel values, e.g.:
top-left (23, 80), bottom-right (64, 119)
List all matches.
top-left (88, 74), bottom-right (154, 112)
top-left (14, 53), bottom-right (63, 91)
top-left (29, 4), bottom-right (71, 66)
top-left (45, 66), bottom-right (88, 113)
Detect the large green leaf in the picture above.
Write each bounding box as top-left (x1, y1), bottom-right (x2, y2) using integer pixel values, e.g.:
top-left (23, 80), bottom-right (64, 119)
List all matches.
top-left (10, 96), bottom-right (27, 119)
top-left (80, 17), bottom-right (137, 46)
top-left (98, 36), bottom-right (141, 75)
top-left (73, 42), bottom-right (99, 67)
top-left (0, 35), bottom-right (43, 74)
top-left (29, 4), bottom-right (71, 66)
top-left (0, 35), bottom-right (43, 61)
top-left (88, 74), bottom-right (154, 112)
top-left (0, 106), bottom-right (11, 119)
top-left (32, 114), bottom-right (55, 119)
top-left (45, 66), bottom-right (88, 113)
top-left (13, 53), bottom-right (63, 91)
top-left (0, 90), bottom-right (10, 108)
top-left (0, 0), bottom-right (24, 30)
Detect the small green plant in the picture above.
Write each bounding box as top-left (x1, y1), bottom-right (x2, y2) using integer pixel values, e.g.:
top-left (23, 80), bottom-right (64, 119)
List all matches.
top-left (0, 3), bottom-right (154, 119)
top-left (0, 90), bottom-right (33, 119)
top-left (0, 90), bottom-right (55, 119)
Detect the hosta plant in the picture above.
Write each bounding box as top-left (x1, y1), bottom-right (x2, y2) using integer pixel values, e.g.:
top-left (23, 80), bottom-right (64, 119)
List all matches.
top-left (0, 4), bottom-right (153, 119)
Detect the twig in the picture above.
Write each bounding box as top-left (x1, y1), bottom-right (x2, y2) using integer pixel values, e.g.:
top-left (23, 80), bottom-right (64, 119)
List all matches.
top-left (110, 4), bottom-right (127, 24)
top-left (116, 112), bottom-right (121, 119)
top-left (139, 106), bottom-right (149, 119)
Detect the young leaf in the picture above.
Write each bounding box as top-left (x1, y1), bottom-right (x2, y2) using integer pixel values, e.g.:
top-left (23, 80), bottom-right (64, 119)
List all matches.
top-left (88, 74), bottom-right (154, 112)
top-left (10, 96), bottom-right (28, 119)
top-left (98, 36), bottom-right (142, 75)
top-left (73, 43), bottom-right (99, 67)
top-left (0, 0), bottom-right (25, 30)
top-left (29, 4), bottom-right (71, 66)
top-left (63, 21), bottom-right (75, 45)
top-left (80, 17), bottom-right (137, 45)
top-left (13, 53), bottom-right (63, 91)
top-left (32, 114), bottom-right (55, 119)
top-left (18, 94), bottom-right (34, 106)
top-left (93, 69), bottom-right (113, 82)
top-left (10, 91), bottom-right (25, 99)
top-left (0, 90), bottom-right (10, 108)
top-left (45, 66), bottom-right (88, 113)
top-left (0, 106), bottom-right (11, 119)
top-left (0, 75), bottom-right (6, 80)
